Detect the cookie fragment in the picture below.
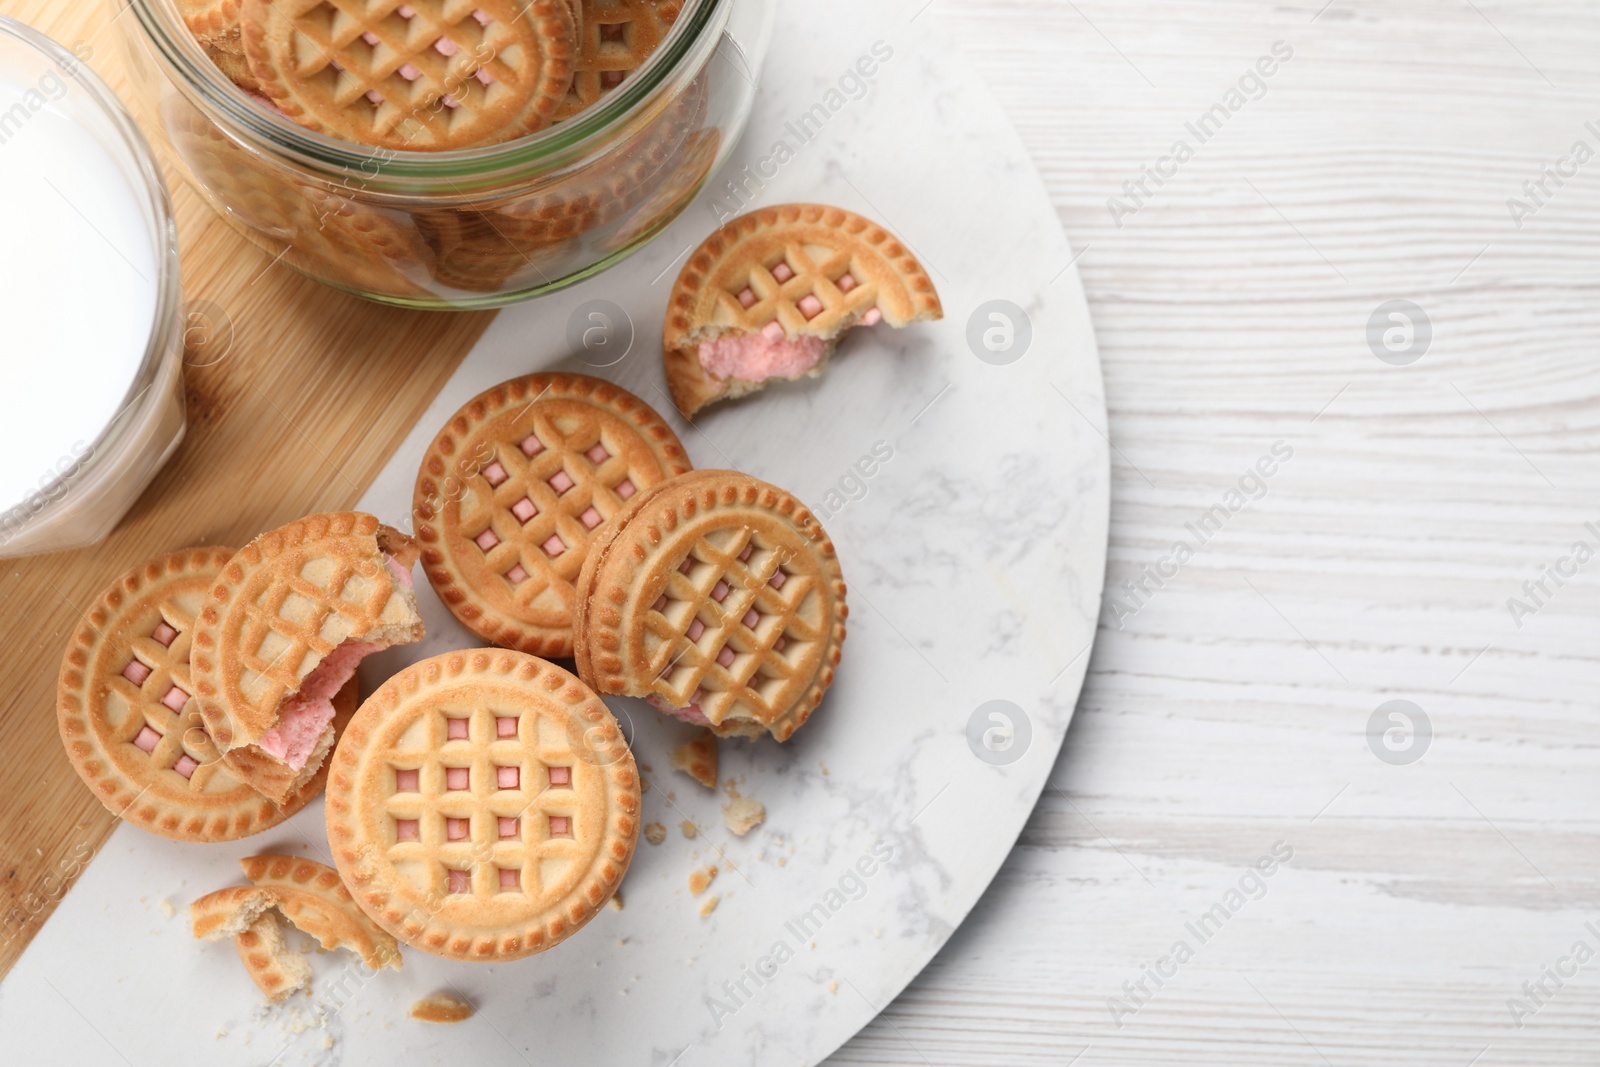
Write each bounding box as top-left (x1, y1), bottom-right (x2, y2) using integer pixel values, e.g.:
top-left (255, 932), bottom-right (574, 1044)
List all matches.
top-left (191, 886), bottom-right (311, 1002)
top-left (670, 730), bottom-right (717, 789)
top-left (688, 866), bottom-right (716, 895)
top-left (411, 993), bottom-right (475, 1023)
top-left (240, 855), bottom-right (402, 971)
top-left (723, 796), bottom-right (765, 836)
top-left (234, 912), bottom-right (313, 1002)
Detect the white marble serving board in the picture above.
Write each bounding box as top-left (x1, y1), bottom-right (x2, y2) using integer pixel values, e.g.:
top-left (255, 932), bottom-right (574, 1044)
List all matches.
top-left (0, 2), bottom-right (1106, 1063)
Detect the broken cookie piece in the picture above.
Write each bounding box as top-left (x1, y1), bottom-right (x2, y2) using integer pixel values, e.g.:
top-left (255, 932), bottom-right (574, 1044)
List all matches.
top-left (191, 885), bottom-right (311, 1002)
top-left (240, 855), bottom-right (402, 971)
top-left (411, 993), bottom-right (474, 1024)
top-left (191, 857), bottom-right (402, 1001)
top-left (688, 865), bottom-right (718, 896)
top-left (724, 795), bottom-right (766, 836)
top-left (671, 730), bottom-right (718, 789)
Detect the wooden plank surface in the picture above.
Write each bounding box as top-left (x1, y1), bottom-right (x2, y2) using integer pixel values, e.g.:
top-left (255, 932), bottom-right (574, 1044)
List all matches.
top-left (830, 0), bottom-right (1600, 1064)
top-left (0, 0), bottom-right (492, 977)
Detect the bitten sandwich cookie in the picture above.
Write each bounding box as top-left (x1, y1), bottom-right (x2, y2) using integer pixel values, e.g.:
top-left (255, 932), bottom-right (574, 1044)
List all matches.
top-left (574, 469), bottom-right (846, 741)
top-left (324, 649), bottom-right (639, 961)
top-left (414, 372), bottom-right (691, 657)
top-left (239, 0), bottom-right (577, 150)
top-left (663, 203), bottom-right (943, 418)
top-left (191, 512), bottom-right (425, 806)
top-left (57, 547), bottom-right (357, 842)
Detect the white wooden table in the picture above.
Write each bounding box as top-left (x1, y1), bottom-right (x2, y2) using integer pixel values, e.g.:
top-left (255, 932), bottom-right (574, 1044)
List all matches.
top-left (832, 1), bottom-right (1600, 1063)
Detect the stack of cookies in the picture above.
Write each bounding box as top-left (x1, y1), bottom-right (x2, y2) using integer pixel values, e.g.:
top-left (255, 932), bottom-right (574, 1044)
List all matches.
top-left (179, 0), bottom-right (684, 150)
top-left (411, 371), bottom-right (851, 742)
top-left (168, 0), bottom-right (715, 295)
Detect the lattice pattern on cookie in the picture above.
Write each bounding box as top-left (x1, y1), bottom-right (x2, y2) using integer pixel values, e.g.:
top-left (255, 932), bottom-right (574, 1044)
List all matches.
top-left (232, 554), bottom-right (390, 717)
top-left (115, 585), bottom-right (226, 784)
top-left (713, 242), bottom-right (883, 338)
top-left (464, 414), bottom-right (642, 608)
top-left (244, 0), bottom-right (574, 149)
top-left (58, 548), bottom-right (345, 842)
top-left (644, 526), bottom-right (822, 720)
top-left (380, 706), bottom-right (595, 902)
top-left (555, 0), bottom-right (680, 120)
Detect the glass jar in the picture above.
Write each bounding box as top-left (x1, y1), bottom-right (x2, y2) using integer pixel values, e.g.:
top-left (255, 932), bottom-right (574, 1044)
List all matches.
top-left (120, 0), bottom-right (774, 309)
top-left (0, 16), bottom-right (185, 559)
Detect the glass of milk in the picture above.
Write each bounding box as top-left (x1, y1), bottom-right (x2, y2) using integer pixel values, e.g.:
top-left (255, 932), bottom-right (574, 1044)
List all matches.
top-left (0, 17), bottom-right (185, 558)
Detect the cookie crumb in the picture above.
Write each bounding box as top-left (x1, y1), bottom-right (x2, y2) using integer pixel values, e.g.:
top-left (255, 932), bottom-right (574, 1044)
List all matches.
top-left (640, 761), bottom-right (653, 773)
top-left (828, 981), bottom-right (838, 993)
top-left (671, 731), bottom-right (718, 789)
top-left (688, 866), bottom-right (718, 896)
top-left (680, 820), bottom-right (698, 840)
top-left (322, 1035), bottom-right (334, 1050)
top-left (776, 857), bottom-right (787, 867)
top-left (608, 892), bottom-right (624, 912)
top-left (699, 895), bottom-right (720, 917)
top-left (819, 762), bottom-right (830, 776)
top-left (723, 796), bottom-right (765, 836)
top-left (159, 897), bottom-right (176, 918)
top-left (213, 1025), bottom-right (228, 1040)
top-left (643, 822), bottom-right (666, 845)
top-left (410, 993), bottom-right (474, 1024)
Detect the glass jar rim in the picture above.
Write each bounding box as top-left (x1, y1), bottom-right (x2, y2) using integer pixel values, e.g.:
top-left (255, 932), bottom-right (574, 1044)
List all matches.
top-left (130, 0), bottom-right (726, 184)
top-left (0, 13), bottom-right (182, 538)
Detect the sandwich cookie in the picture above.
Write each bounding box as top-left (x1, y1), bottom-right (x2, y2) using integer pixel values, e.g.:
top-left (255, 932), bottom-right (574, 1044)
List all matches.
top-left (57, 547), bottom-right (357, 842)
top-left (574, 469), bottom-right (846, 741)
top-left (240, 0), bottom-right (577, 150)
top-left (324, 649), bottom-right (639, 961)
top-left (555, 0), bottom-right (681, 121)
top-left (191, 512), bottom-right (425, 806)
top-left (168, 107), bottom-right (436, 295)
top-left (663, 203), bottom-right (943, 418)
top-left (414, 372), bottom-right (691, 657)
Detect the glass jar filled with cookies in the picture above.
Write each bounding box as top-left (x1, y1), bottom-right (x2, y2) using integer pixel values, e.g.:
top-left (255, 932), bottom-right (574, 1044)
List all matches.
top-left (119, 0), bottom-right (773, 307)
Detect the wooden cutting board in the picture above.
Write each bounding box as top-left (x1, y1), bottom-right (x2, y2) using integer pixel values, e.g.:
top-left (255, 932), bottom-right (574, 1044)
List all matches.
top-left (0, 0), bottom-right (492, 976)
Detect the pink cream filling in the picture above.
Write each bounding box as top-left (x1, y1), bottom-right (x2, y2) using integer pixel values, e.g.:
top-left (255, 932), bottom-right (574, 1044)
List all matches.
top-left (646, 692), bottom-right (711, 727)
top-left (698, 330), bottom-right (827, 383)
top-left (256, 639), bottom-right (380, 770)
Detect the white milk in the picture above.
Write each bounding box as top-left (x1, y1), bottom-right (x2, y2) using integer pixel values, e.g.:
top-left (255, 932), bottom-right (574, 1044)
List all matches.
top-left (0, 74), bottom-right (159, 515)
